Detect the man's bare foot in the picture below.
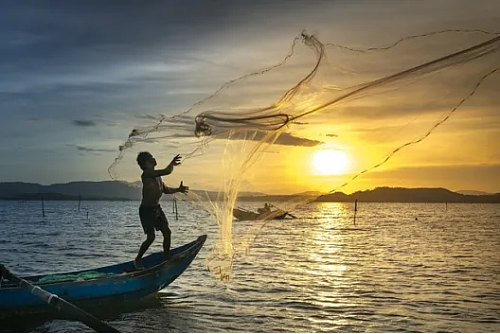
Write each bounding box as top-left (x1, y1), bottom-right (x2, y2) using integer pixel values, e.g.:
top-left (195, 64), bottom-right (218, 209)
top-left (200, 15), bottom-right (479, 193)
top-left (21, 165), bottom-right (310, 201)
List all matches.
top-left (134, 258), bottom-right (145, 270)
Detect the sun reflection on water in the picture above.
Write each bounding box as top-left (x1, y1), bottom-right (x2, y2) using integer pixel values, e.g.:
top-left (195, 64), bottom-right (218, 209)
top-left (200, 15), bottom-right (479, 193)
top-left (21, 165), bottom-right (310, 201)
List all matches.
top-left (304, 202), bottom-right (357, 312)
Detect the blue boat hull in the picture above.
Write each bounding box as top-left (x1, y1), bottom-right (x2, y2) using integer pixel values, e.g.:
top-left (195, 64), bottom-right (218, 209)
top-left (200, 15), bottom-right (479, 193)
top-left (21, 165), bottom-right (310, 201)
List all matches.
top-left (0, 235), bottom-right (207, 318)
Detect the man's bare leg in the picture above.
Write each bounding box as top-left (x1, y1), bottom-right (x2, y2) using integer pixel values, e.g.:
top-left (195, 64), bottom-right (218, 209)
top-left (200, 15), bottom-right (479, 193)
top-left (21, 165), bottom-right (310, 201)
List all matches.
top-left (135, 232), bottom-right (155, 269)
top-left (160, 226), bottom-right (171, 261)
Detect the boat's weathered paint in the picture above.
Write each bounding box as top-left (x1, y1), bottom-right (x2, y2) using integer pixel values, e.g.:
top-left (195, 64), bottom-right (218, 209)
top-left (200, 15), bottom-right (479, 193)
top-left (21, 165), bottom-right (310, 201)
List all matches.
top-left (0, 235), bottom-right (206, 318)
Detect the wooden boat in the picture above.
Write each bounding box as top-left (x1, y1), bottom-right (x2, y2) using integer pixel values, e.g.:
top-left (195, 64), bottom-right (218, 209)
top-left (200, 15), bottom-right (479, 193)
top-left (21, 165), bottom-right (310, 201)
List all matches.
top-left (0, 235), bottom-right (207, 318)
top-left (233, 207), bottom-right (288, 221)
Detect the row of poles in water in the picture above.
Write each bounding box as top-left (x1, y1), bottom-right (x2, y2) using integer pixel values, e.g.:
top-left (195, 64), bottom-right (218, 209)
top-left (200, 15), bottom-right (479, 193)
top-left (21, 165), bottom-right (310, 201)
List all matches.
top-left (39, 195), bottom-right (89, 219)
top-left (39, 194), bottom-right (457, 226)
top-left (39, 195), bottom-right (178, 221)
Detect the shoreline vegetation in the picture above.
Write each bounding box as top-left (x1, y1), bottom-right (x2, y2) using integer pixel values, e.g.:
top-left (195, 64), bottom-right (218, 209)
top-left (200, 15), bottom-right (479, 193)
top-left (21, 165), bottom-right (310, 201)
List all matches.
top-left (0, 182), bottom-right (498, 203)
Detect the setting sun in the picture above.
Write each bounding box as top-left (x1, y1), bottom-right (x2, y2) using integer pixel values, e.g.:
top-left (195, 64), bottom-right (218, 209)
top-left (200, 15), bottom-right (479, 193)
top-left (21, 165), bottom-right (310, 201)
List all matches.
top-left (312, 149), bottom-right (349, 175)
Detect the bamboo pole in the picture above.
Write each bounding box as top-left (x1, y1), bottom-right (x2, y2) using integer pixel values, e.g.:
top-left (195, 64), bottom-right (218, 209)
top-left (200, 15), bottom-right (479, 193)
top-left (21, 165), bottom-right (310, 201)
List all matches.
top-left (353, 199), bottom-right (358, 225)
top-left (41, 196), bottom-right (45, 217)
top-left (174, 198), bottom-right (178, 221)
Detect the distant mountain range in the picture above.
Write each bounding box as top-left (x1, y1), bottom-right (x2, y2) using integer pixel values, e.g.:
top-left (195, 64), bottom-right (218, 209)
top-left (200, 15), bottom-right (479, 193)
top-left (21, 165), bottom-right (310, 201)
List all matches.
top-left (0, 182), bottom-right (498, 203)
top-left (0, 181), bottom-right (142, 201)
top-left (0, 181), bottom-right (266, 202)
top-left (456, 190), bottom-right (493, 196)
top-left (314, 187), bottom-right (500, 203)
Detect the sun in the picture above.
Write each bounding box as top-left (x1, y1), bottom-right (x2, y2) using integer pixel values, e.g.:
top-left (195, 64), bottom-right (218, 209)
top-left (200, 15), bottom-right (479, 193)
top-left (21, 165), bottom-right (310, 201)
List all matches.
top-left (312, 149), bottom-right (349, 175)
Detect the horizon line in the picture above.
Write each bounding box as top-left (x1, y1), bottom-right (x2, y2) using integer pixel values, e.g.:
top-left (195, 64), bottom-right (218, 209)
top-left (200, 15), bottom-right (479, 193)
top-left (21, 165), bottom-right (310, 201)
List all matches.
top-left (0, 180), bottom-right (498, 196)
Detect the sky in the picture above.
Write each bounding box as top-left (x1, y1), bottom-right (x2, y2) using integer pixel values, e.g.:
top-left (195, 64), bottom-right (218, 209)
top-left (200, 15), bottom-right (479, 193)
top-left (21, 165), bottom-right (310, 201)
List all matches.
top-left (1, 0), bottom-right (499, 194)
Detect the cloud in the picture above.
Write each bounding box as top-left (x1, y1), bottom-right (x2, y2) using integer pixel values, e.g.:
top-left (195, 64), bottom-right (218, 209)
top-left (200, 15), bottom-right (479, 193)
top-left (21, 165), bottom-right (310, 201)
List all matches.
top-left (69, 145), bottom-right (116, 154)
top-left (275, 132), bottom-right (323, 147)
top-left (217, 130), bottom-right (323, 147)
top-left (136, 114), bottom-right (166, 122)
top-left (325, 133), bottom-right (338, 137)
top-left (72, 120), bottom-right (96, 127)
top-left (127, 124), bottom-right (323, 147)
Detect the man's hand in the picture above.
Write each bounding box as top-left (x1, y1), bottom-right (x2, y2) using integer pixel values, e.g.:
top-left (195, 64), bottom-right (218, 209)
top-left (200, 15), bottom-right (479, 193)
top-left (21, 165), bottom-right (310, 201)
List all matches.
top-left (170, 154), bottom-right (182, 167)
top-left (178, 181), bottom-right (189, 194)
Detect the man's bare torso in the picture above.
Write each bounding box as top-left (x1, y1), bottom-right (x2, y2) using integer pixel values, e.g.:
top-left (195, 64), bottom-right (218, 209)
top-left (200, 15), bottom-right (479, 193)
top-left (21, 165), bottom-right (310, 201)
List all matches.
top-left (141, 174), bottom-right (163, 206)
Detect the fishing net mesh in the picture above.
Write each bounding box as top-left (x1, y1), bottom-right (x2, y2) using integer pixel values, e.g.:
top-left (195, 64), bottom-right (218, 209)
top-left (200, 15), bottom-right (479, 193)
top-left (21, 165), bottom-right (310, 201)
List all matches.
top-left (109, 30), bottom-right (500, 280)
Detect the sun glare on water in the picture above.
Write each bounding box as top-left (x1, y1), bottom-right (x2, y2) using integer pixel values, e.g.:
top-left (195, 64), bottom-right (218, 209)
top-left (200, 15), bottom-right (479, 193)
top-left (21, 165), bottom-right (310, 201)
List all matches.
top-left (312, 149), bottom-right (349, 175)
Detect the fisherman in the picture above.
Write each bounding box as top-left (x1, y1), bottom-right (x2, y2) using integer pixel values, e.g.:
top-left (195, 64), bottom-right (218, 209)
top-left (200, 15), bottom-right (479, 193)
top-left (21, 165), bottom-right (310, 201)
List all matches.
top-left (134, 152), bottom-right (189, 270)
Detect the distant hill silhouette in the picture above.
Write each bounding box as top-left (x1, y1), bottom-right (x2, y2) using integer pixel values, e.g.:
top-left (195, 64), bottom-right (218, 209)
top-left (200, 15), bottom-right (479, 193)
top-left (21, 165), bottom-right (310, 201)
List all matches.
top-left (315, 187), bottom-right (500, 203)
top-left (292, 191), bottom-right (326, 197)
top-left (0, 181), bottom-right (266, 202)
top-left (11, 192), bottom-right (132, 201)
top-left (456, 190), bottom-right (493, 196)
top-left (0, 181), bottom-right (142, 200)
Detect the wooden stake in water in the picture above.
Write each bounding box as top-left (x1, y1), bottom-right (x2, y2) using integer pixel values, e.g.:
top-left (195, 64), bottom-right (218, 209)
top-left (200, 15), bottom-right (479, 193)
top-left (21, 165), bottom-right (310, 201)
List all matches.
top-left (78, 193), bottom-right (81, 212)
top-left (174, 197), bottom-right (178, 221)
top-left (353, 199), bottom-right (358, 225)
top-left (42, 196), bottom-right (45, 218)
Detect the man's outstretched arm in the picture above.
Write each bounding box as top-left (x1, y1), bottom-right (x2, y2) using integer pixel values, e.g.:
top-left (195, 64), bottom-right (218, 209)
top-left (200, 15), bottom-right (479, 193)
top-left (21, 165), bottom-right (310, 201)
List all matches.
top-left (143, 154), bottom-right (182, 178)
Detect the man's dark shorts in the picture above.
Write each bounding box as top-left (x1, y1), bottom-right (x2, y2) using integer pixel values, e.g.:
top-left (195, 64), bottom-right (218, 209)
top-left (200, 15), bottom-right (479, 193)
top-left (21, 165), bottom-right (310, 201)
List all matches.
top-left (139, 205), bottom-right (169, 234)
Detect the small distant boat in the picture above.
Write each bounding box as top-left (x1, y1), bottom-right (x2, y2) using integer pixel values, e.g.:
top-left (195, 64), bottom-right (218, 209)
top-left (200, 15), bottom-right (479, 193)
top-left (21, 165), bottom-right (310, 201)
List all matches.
top-left (233, 207), bottom-right (289, 221)
top-left (0, 235), bottom-right (207, 318)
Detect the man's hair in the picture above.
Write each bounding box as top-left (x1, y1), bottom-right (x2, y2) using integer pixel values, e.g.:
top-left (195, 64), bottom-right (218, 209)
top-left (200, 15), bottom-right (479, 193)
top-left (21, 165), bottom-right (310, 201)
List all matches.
top-left (137, 151), bottom-right (152, 170)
